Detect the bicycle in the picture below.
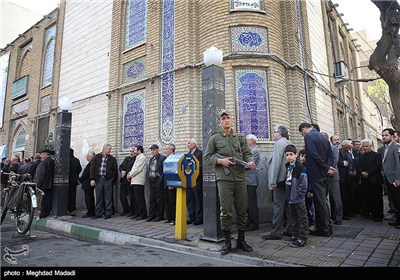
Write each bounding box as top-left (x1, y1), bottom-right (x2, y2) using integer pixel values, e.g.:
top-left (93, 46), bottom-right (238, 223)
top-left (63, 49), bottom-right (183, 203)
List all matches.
top-left (0, 171), bottom-right (43, 235)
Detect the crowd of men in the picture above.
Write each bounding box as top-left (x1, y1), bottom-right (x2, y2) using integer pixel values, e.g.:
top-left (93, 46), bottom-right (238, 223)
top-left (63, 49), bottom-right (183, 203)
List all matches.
top-left (1, 120), bottom-right (399, 255)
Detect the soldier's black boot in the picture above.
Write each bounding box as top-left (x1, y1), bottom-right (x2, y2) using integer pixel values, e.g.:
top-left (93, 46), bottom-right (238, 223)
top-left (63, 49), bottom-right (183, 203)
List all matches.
top-left (237, 230), bottom-right (253, 252)
top-left (220, 231), bottom-right (231, 255)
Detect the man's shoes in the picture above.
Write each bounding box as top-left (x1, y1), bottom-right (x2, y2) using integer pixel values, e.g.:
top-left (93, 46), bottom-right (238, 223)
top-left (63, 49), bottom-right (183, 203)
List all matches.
top-left (130, 215), bottom-right (138, 220)
top-left (193, 220), bottom-right (203, 226)
top-left (169, 221), bottom-right (175, 226)
top-left (136, 216), bottom-right (146, 220)
top-left (388, 222), bottom-right (399, 226)
top-left (282, 231), bottom-right (292, 237)
top-left (342, 216), bottom-right (351, 220)
top-left (119, 212), bottom-right (128, 216)
top-left (69, 211), bottom-right (76, 217)
top-left (262, 234), bottom-right (280, 240)
top-left (146, 217), bottom-right (155, 222)
top-left (91, 215), bottom-right (102, 219)
top-left (127, 213), bottom-right (135, 217)
top-left (373, 218), bottom-right (383, 222)
top-left (395, 225), bottom-right (400, 229)
top-left (153, 217), bottom-right (162, 222)
top-left (163, 219), bottom-right (171, 223)
top-left (104, 215), bottom-right (111, 219)
top-left (290, 239), bottom-right (306, 248)
top-left (334, 220), bottom-right (342, 225)
top-left (387, 209), bottom-right (397, 214)
top-left (186, 219), bottom-right (193, 225)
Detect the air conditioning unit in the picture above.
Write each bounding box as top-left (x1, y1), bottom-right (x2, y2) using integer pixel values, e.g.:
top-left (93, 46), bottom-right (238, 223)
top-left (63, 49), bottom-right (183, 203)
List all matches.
top-left (334, 61), bottom-right (349, 83)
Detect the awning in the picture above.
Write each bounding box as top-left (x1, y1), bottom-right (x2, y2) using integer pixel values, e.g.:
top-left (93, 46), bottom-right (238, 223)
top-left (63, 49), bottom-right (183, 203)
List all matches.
top-left (0, 144), bottom-right (7, 159)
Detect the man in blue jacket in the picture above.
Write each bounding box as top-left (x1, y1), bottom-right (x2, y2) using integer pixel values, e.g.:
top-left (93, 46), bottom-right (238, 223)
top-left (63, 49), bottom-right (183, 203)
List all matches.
top-left (298, 123), bottom-right (336, 237)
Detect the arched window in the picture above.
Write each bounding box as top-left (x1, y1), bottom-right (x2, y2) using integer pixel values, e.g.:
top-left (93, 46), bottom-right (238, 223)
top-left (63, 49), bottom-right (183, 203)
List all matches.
top-left (42, 39), bottom-right (55, 86)
top-left (15, 128), bottom-right (26, 149)
top-left (42, 25), bottom-right (56, 87)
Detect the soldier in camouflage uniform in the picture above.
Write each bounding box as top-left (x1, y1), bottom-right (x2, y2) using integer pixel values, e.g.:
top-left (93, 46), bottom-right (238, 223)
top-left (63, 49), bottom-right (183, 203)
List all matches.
top-left (204, 109), bottom-right (256, 255)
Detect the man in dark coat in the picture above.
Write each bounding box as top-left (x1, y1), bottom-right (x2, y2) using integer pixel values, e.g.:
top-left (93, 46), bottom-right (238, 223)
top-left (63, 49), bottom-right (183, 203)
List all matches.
top-left (119, 148), bottom-right (136, 216)
top-left (79, 150), bottom-right (95, 218)
top-left (35, 149), bottom-right (54, 218)
top-left (90, 144), bottom-right (118, 219)
top-left (298, 123), bottom-right (336, 237)
top-left (68, 149), bottom-right (82, 216)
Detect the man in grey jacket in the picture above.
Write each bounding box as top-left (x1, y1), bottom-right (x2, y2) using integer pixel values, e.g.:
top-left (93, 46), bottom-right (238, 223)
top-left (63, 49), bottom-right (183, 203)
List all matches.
top-left (263, 125), bottom-right (293, 240)
top-left (381, 128), bottom-right (400, 228)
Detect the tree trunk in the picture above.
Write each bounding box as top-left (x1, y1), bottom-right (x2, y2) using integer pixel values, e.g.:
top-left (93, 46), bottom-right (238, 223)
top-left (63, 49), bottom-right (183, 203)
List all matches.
top-left (369, 0), bottom-right (400, 130)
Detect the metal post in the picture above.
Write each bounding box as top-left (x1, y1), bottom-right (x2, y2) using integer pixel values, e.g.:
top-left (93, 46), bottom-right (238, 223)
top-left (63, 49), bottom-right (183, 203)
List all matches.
top-left (52, 110), bottom-right (71, 217)
top-left (201, 65), bottom-right (225, 242)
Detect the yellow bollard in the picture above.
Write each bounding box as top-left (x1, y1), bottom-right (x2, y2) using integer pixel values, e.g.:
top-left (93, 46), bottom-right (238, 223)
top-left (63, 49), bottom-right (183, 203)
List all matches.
top-left (175, 187), bottom-right (187, 239)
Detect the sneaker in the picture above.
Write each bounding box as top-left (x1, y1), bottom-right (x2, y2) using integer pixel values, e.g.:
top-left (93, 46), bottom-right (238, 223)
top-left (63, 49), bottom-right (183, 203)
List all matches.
top-left (290, 239), bottom-right (306, 247)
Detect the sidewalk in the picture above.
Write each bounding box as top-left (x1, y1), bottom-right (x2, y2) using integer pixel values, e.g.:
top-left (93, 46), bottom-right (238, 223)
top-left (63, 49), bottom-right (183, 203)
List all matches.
top-left (26, 202), bottom-right (400, 267)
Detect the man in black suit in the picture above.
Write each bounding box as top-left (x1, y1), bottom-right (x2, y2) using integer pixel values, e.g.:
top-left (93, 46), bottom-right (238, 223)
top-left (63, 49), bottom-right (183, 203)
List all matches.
top-left (35, 149), bottom-right (54, 218)
top-left (186, 138), bottom-right (203, 225)
top-left (299, 123), bottom-right (336, 236)
top-left (119, 148), bottom-right (136, 216)
top-left (356, 139), bottom-right (383, 221)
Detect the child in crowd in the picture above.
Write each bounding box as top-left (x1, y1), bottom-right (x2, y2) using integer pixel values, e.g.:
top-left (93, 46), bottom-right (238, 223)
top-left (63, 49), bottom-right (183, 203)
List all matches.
top-left (284, 145), bottom-right (308, 247)
top-left (299, 149), bottom-right (316, 231)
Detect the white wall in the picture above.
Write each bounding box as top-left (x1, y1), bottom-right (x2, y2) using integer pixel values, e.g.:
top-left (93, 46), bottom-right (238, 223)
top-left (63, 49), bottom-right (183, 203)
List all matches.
top-left (307, 0), bottom-right (335, 136)
top-left (59, 0), bottom-right (113, 160)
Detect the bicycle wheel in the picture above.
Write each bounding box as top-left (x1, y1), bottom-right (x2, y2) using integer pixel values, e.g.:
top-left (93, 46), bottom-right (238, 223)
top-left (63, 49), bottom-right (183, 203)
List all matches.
top-left (15, 185), bottom-right (34, 235)
top-left (0, 189), bottom-right (10, 224)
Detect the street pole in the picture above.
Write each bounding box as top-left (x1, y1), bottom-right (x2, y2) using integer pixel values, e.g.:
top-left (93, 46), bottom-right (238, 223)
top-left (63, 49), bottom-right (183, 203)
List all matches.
top-left (52, 97), bottom-right (72, 217)
top-left (201, 49), bottom-right (225, 241)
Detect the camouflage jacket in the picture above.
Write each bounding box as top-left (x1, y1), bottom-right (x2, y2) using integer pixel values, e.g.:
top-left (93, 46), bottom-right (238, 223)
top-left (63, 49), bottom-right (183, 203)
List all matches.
top-left (204, 129), bottom-right (254, 181)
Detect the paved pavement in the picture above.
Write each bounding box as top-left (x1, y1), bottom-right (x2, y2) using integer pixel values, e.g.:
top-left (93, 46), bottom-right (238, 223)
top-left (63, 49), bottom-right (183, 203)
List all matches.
top-left (9, 197), bottom-right (400, 267)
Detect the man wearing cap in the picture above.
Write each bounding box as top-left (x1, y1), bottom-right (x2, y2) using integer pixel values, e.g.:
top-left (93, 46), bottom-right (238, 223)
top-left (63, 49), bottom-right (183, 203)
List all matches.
top-left (147, 144), bottom-right (166, 222)
top-left (204, 109), bottom-right (256, 255)
top-left (35, 149), bottom-right (54, 218)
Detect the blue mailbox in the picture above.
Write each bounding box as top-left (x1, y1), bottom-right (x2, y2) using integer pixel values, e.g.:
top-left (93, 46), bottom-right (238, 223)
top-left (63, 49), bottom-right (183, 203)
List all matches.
top-left (163, 153), bottom-right (184, 187)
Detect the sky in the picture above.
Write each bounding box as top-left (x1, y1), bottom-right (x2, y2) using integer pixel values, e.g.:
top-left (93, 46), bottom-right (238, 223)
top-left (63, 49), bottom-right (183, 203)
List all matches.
top-left (6, 0), bottom-right (60, 15)
top-left (334, 0), bottom-right (381, 40)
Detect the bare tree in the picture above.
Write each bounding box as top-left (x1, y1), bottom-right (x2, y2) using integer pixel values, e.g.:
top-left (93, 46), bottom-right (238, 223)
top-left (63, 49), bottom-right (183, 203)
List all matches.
top-left (369, 0), bottom-right (400, 130)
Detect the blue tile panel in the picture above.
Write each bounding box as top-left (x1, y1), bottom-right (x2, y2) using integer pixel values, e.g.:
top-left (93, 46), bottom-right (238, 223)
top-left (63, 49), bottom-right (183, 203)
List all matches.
top-left (123, 56), bottom-right (146, 84)
top-left (235, 69), bottom-right (270, 140)
top-left (125, 0), bottom-right (147, 50)
top-left (123, 90), bottom-right (145, 150)
top-left (230, 26), bottom-right (268, 53)
top-left (160, 0), bottom-right (175, 144)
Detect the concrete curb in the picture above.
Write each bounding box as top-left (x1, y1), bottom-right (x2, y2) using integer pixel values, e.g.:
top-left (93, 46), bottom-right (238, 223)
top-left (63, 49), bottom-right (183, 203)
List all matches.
top-left (31, 217), bottom-right (293, 267)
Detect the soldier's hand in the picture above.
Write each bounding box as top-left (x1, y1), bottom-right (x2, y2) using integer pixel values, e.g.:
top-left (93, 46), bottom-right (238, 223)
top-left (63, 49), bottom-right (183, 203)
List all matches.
top-left (218, 157), bottom-right (234, 167)
top-left (247, 161), bottom-right (256, 169)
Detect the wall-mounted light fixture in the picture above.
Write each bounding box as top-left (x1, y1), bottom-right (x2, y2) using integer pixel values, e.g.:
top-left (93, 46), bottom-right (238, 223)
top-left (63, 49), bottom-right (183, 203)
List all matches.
top-left (43, 15), bottom-right (51, 19)
top-left (33, 25), bottom-right (40, 29)
top-left (351, 38), bottom-right (358, 42)
top-left (337, 13), bottom-right (344, 17)
top-left (204, 46), bottom-right (223, 67)
top-left (342, 23), bottom-right (350, 27)
top-left (346, 28), bottom-right (354, 32)
top-left (18, 34), bottom-right (25, 38)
